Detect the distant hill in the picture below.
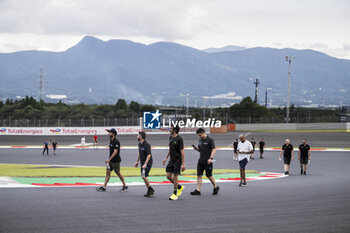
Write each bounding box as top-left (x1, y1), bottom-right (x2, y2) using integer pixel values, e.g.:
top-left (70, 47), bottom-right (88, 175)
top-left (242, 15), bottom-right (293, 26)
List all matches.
top-left (0, 36), bottom-right (349, 107)
top-left (203, 45), bottom-right (246, 53)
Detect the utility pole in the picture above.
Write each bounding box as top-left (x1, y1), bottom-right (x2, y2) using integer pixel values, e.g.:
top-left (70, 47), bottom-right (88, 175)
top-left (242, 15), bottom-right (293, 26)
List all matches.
top-left (265, 87), bottom-right (272, 108)
top-left (265, 88), bottom-right (268, 108)
top-left (39, 68), bottom-right (47, 101)
top-left (253, 77), bottom-right (260, 103)
top-left (203, 97), bottom-right (207, 121)
top-left (186, 94), bottom-right (189, 120)
top-left (285, 56), bottom-right (295, 123)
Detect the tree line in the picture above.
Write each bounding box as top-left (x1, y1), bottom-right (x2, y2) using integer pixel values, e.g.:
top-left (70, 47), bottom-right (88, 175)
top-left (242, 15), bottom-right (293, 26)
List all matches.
top-left (0, 96), bottom-right (342, 125)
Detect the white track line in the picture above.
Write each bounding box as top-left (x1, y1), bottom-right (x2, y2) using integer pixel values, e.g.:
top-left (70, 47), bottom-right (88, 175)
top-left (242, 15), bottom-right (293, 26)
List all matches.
top-left (0, 145), bottom-right (349, 152)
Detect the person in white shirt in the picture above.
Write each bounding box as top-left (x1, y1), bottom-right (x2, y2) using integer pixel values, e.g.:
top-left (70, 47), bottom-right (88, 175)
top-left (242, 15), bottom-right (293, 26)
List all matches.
top-left (81, 136), bottom-right (86, 150)
top-left (237, 134), bottom-right (254, 187)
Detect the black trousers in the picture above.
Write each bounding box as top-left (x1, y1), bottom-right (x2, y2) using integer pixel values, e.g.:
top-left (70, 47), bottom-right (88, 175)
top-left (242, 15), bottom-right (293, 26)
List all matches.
top-left (43, 147), bottom-right (49, 155)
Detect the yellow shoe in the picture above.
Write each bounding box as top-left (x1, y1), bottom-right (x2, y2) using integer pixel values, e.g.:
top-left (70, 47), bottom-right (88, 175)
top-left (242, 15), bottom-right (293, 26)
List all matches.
top-left (169, 193), bottom-right (178, 201)
top-left (177, 185), bottom-right (185, 197)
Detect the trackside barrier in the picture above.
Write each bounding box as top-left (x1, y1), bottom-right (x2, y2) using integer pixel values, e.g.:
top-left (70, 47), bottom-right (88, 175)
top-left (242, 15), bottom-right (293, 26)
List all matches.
top-left (0, 126), bottom-right (208, 136)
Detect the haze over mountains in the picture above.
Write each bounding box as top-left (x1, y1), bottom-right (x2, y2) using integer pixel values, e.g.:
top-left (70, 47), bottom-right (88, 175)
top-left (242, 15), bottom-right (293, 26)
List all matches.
top-left (0, 36), bottom-right (349, 107)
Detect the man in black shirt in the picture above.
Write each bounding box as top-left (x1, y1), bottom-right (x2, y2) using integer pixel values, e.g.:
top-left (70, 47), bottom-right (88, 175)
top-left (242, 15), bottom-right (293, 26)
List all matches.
top-left (134, 131), bottom-right (155, 197)
top-left (233, 138), bottom-right (238, 160)
top-left (259, 138), bottom-right (265, 159)
top-left (279, 139), bottom-right (294, 175)
top-left (250, 138), bottom-right (256, 159)
top-left (191, 128), bottom-right (219, 196)
top-left (298, 139), bottom-right (311, 175)
top-left (52, 139), bottom-right (57, 155)
top-left (162, 125), bottom-right (185, 201)
top-left (96, 128), bottom-right (128, 192)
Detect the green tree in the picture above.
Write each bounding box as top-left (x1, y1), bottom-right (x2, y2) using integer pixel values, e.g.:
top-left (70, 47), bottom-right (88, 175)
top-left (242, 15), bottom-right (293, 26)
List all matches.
top-left (129, 101), bottom-right (141, 113)
top-left (115, 99), bottom-right (127, 110)
top-left (5, 98), bottom-right (13, 105)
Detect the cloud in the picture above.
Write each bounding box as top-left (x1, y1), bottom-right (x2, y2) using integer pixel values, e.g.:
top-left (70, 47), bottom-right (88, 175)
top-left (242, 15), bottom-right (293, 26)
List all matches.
top-left (0, 0), bottom-right (216, 40)
top-left (0, 0), bottom-right (349, 59)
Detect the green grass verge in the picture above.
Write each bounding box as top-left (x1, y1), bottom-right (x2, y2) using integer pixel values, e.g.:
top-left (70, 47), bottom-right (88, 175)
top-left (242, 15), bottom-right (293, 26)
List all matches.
top-left (0, 164), bottom-right (257, 177)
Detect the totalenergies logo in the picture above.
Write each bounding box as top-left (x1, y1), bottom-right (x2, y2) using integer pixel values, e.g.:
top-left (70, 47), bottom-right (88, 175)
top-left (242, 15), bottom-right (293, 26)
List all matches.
top-left (50, 128), bottom-right (61, 134)
top-left (0, 128), bottom-right (6, 134)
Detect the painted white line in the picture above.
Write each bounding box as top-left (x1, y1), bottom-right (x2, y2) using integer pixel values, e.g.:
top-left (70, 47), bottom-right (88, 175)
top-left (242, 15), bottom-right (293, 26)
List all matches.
top-left (0, 172), bottom-right (287, 188)
top-left (0, 145), bottom-right (349, 152)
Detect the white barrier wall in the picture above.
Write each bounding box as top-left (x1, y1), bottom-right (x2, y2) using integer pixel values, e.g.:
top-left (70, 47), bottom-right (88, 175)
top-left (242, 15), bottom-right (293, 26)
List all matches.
top-left (0, 126), bottom-right (205, 135)
top-left (236, 123), bottom-right (347, 131)
top-left (0, 127), bottom-right (142, 136)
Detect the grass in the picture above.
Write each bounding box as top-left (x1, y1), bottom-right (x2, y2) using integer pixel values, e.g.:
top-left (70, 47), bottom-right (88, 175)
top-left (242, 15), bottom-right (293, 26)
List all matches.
top-left (0, 163), bottom-right (257, 177)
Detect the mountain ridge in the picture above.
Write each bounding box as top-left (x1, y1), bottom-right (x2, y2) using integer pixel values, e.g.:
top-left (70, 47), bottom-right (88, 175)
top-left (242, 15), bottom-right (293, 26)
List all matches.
top-left (0, 36), bottom-right (349, 107)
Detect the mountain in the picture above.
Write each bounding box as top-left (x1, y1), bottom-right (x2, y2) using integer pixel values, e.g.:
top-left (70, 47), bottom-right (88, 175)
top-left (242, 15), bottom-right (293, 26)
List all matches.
top-left (0, 35), bottom-right (349, 107)
top-left (203, 45), bottom-right (246, 53)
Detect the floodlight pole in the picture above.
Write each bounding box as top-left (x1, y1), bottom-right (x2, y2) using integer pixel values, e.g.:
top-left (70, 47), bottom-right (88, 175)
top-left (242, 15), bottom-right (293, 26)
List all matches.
top-left (186, 94), bottom-right (189, 120)
top-left (286, 56), bottom-right (295, 123)
top-left (253, 77), bottom-right (260, 103)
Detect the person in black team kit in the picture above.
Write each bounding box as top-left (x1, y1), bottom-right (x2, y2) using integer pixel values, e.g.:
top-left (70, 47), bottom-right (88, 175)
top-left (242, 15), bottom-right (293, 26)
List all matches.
top-left (191, 128), bottom-right (220, 195)
top-left (134, 131), bottom-right (155, 197)
top-left (96, 128), bottom-right (128, 192)
top-left (259, 138), bottom-right (265, 159)
top-left (279, 139), bottom-right (294, 175)
top-left (298, 139), bottom-right (311, 175)
top-left (43, 140), bottom-right (49, 155)
top-left (52, 139), bottom-right (57, 155)
top-left (233, 138), bottom-right (239, 160)
top-left (162, 125), bottom-right (185, 201)
top-left (250, 138), bottom-right (256, 159)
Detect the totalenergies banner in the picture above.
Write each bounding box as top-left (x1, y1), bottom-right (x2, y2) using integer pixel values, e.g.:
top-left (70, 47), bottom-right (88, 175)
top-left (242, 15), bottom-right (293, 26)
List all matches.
top-left (0, 127), bottom-right (142, 136)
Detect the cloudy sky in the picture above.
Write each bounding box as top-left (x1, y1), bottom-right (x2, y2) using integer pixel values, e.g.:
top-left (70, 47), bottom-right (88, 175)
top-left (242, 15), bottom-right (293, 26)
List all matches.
top-left (1, 0), bottom-right (349, 59)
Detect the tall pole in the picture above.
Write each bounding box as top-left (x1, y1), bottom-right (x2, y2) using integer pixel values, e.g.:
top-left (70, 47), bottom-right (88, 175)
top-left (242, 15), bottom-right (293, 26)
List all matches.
top-left (265, 87), bottom-right (271, 108)
top-left (286, 56), bottom-right (295, 123)
top-left (265, 88), bottom-right (267, 108)
top-left (186, 94), bottom-right (189, 119)
top-left (203, 97), bottom-right (206, 121)
top-left (253, 77), bottom-right (260, 103)
top-left (39, 69), bottom-right (43, 101)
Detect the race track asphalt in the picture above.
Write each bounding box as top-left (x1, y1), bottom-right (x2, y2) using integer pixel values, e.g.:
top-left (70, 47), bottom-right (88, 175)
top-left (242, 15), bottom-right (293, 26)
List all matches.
top-left (0, 135), bottom-right (350, 233)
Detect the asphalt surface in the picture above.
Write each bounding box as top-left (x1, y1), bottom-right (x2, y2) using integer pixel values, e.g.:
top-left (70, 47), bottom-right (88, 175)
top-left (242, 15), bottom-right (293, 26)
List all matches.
top-left (1, 136), bottom-right (350, 232)
top-left (1, 131), bottom-right (350, 147)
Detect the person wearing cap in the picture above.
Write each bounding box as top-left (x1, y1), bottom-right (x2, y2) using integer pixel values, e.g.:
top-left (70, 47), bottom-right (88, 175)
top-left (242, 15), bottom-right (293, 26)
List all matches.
top-left (134, 131), bottom-right (155, 197)
top-left (237, 134), bottom-right (254, 187)
top-left (162, 124), bottom-right (186, 201)
top-left (96, 128), bottom-right (128, 192)
top-left (191, 128), bottom-right (219, 196)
